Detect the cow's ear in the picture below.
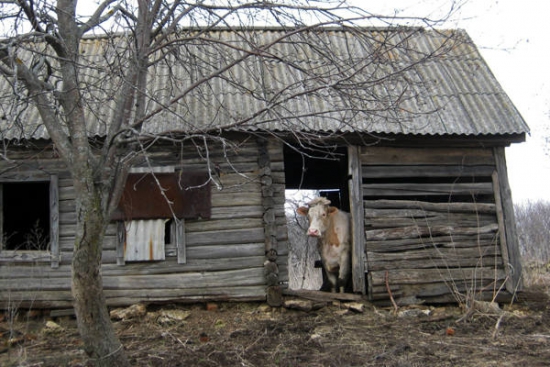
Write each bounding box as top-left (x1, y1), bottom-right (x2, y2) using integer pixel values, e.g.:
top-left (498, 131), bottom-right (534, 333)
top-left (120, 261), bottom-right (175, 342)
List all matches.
top-left (296, 206), bottom-right (309, 216)
top-left (327, 206), bottom-right (338, 215)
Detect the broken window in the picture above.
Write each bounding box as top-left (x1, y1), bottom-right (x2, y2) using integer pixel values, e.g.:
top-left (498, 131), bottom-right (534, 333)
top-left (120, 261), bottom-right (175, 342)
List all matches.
top-left (0, 176), bottom-right (60, 267)
top-left (112, 170), bottom-right (210, 264)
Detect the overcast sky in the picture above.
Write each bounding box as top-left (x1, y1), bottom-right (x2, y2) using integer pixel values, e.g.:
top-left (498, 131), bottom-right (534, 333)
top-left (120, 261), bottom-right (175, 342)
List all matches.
top-left (351, 0), bottom-right (550, 202)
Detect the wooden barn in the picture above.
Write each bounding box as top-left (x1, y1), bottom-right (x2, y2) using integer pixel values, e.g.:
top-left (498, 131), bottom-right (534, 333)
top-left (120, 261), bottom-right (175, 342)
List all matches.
top-left (0, 27), bottom-right (528, 309)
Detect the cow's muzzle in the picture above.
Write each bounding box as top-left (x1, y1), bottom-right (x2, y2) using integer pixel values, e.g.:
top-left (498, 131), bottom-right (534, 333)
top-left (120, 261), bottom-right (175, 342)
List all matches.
top-left (307, 228), bottom-right (320, 237)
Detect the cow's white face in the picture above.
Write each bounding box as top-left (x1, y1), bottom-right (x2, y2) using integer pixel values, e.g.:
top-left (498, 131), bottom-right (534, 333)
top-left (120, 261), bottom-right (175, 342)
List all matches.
top-left (297, 202), bottom-right (336, 238)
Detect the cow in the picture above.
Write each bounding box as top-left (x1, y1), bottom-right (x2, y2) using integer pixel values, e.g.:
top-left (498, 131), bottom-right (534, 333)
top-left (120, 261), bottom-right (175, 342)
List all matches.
top-left (296, 197), bottom-right (351, 293)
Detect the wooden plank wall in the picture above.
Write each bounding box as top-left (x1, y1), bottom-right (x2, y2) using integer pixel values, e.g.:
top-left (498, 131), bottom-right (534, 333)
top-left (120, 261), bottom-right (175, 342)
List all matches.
top-left (361, 146), bottom-right (509, 305)
top-left (0, 135), bottom-right (289, 309)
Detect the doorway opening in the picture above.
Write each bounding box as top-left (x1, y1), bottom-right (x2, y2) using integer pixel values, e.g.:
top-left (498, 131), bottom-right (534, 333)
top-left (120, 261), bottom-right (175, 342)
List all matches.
top-left (283, 144), bottom-right (349, 291)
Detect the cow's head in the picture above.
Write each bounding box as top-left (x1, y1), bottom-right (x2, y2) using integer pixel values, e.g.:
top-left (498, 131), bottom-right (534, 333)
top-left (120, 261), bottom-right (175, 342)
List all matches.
top-left (296, 197), bottom-right (338, 237)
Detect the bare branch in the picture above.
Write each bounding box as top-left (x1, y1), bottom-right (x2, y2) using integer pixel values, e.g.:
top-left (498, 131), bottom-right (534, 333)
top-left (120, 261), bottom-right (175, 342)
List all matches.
top-left (78, 0), bottom-right (119, 36)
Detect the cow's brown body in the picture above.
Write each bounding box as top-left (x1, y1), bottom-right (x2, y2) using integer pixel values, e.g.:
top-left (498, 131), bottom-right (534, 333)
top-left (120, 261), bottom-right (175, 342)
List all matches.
top-left (297, 197), bottom-right (351, 293)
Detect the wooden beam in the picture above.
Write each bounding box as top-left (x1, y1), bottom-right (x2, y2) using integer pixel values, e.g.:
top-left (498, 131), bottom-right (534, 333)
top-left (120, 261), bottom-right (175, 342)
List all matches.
top-left (282, 289), bottom-right (364, 302)
top-left (49, 175), bottom-right (60, 268)
top-left (348, 146), bottom-right (366, 294)
top-left (175, 219), bottom-right (186, 264)
top-left (493, 147), bottom-right (523, 292)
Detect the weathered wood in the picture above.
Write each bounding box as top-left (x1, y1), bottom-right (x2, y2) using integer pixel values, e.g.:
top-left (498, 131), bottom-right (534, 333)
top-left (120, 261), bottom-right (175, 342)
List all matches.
top-left (0, 266), bottom-right (266, 292)
top-left (0, 251), bottom-right (53, 263)
top-left (186, 227), bottom-right (265, 246)
top-left (282, 289), bottom-right (364, 302)
top-left (102, 285), bottom-right (267, 306)
top-left (185, 217), bottom-right (262, 232)
top-left (209, 205), bottom-right (264, 219)
top-left (186, 243), bottom-right (265, 259)
top-left (211, 191), bottom-right (262, 206)
top-left (368, 255), bottom-right (502, 271)
top-left (364, 199), bottom-right (496, 214)
top-left (348, 145), bottom-right (366, 293)
top-left (361, 146), bottom-right (495, 165)
top-left (366, 234), bottom-right (499, 252)
top-left (370, 267), bottom-right (507, 286)
top-left (0, 184), bottom-right (3, 251)
top-left (362, 182), bottom-right (493, 197)
top-left (362, 165), bottom-right (495, 178)
top-left (116, 221), bottom-right (125, 266)
top-left (267, 286), bottom-right (283, 306)
top-left (493, 147), bottom-right (523, 291)
top-left (175, 219), bottom-right (186, 264)
top-left (101, 267), bottom-right (265, 290)
top-left (0, 285), bottom-right (268, 309)
top-left (366, 223), bottom-right (498, 241)
top-left (0, 256), bottom-right (266, 279)
top-left (368, 245), bottom-right (501, 262)
top-left (365, 211), bottom-right (497, 229)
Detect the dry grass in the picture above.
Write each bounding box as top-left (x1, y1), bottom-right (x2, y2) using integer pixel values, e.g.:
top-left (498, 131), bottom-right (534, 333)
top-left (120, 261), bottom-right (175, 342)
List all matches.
top-left (1, 298), bottom-right (549, 367)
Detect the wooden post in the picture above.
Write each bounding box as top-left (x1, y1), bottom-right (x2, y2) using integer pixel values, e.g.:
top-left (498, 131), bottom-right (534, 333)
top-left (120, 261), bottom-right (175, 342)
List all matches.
top-left (348, 146), bottom-right (366, 294)
top-left (175, 218), bottom-right (186, 264)
top-left (493, 147), bottom-right (523, 292)
top-left (258, 137), bottom-right (282, 306)
top-left (49, 175), bottom-right (60, 268)
top-left (0, 184), bottom-right (3, 252)
top-left (116, 221), bottom-right (126, 266)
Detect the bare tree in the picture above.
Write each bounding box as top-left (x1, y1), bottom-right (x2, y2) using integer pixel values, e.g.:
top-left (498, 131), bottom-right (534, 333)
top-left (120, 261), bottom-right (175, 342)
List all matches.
top-left (0, 0), bottom-right (462, 365)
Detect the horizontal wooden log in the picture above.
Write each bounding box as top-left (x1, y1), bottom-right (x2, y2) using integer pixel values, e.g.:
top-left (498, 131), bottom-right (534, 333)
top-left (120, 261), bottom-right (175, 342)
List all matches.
top-left (366, 234), bottom-right (499, 253)
top-left (185, 218), bottom-right (263, 232)
top-left (365, 211), bottom-right (497, 229)
top-left (370, 267), bottom-right (507, 286)
top-left (362, 182), bottom-right (493, 197)
top-left (60, 223), bottom-right (118, 237)
top-left (368, 245), bottom-right (501, 262)
top-left (209, 205), bottom-right (264, 219)
top-left (102, 267), bottom-right (265, 290)
top-left (211, 192), bottom-right (262, 206)
top-left (186, 227), bottom-right (265, 246)
top-left (0, 251), bottom-right (53, 263)
top-left (186, 243), bottom-right (265, 259)
top-left (282, 289), bottom-right (364, 302)
top-left (0, 289), bottom-right (73, 303)
top-left (0, 254), bottom-right (266, 279)
top-left (362, 165), bottom-right (495, 179)
top-left (367, 255), bottom-right (502, 271)
top-left (102, 285), bottom-right (267, 307)
top-left (366, 223), bottom-right (498, 241)
top-left (0, 267), bottom-right (265, 292)
top-left (364, 199), bottom-right (496, 214)
top-left (0, 285), bottom-right (268, 309)
top-left (360, 146), bottom-right (495, 165)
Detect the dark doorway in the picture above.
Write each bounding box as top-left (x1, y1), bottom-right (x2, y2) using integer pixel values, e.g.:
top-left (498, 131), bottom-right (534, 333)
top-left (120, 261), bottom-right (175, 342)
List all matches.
top-left (3, 182), bottom-right (50, 251)
top-left (283, 144), bottom-right (350, 291)
top-left (283, 144), bottom-right (349, 211)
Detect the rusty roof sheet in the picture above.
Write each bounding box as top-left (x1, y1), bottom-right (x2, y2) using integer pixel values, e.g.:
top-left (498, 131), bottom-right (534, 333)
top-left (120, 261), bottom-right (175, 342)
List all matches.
top-left (0, 28), bottom-right (529, 141)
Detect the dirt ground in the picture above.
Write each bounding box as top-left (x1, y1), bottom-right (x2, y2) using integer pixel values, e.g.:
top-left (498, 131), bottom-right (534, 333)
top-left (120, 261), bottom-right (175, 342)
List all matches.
top-left (1, 292), bottom-right (549, 367)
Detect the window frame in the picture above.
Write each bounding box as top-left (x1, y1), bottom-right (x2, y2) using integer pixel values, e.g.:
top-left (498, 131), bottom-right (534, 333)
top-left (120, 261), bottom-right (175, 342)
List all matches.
top-left (114, 167), bottom-right (193, 265)
top-left (0, 175), bottom-right (60, 268)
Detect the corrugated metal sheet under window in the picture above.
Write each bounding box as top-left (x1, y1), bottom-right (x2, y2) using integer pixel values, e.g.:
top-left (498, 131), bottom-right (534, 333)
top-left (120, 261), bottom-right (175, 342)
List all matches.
top-left (124, 219), bottom-right (167, 261)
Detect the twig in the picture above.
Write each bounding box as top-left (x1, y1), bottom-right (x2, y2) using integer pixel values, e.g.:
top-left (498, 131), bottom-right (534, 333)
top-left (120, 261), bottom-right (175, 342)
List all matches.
top-left (492, 314), bottom-right (505, 340)
top-left (385, 270), bottom-right (399, 314)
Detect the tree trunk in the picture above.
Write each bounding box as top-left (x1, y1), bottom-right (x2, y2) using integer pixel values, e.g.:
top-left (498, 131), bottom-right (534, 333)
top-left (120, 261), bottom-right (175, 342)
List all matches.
top-left (71, 183), bottom-right (129, 366)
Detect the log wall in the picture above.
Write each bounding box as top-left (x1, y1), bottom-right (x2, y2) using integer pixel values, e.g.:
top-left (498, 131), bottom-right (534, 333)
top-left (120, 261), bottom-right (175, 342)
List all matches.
top-left (361, 146), bottom-right (511, 305)
top-left (0, 135), bottom-right (289, 309)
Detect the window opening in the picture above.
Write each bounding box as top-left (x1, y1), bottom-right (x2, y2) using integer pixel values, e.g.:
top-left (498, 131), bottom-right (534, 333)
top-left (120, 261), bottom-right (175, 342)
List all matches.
top-left (2, 182), bottom-right (50, 251)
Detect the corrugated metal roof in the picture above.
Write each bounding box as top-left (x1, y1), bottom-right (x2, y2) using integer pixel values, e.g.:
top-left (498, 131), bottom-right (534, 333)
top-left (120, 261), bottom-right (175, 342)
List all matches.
top-left (0, 28), bottom-right (529, 140)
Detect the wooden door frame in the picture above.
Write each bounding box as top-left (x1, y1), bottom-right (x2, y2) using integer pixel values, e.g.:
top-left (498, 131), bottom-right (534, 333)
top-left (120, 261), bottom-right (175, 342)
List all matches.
top-left (348, 146), bottom-right (366, 294)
